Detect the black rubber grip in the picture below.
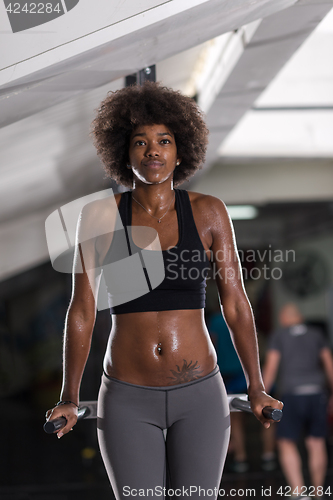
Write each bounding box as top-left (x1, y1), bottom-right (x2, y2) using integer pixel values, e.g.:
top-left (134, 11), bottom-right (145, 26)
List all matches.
top-left (262, 407), bottom-right (283, 421)
top-left (230, 398), bottom-right (283, 421)
top-left (44, 416), bottom-right (67, 434)
top-left (43, 406), bottom-right (90, 434)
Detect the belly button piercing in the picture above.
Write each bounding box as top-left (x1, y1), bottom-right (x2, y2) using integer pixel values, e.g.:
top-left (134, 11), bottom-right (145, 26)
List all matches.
top-left (157, 343), bottom-right (162, 355)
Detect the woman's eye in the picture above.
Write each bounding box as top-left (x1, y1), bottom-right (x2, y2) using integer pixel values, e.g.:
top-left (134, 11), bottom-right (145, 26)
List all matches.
top-left (161, 139), bottom-right (171, 144)
top-left (135, 140), bottom-right (146, 146)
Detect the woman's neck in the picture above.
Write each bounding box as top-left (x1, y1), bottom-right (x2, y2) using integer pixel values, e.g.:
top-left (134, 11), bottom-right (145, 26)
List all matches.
top-left (131, 181), bottom-right (175, 213)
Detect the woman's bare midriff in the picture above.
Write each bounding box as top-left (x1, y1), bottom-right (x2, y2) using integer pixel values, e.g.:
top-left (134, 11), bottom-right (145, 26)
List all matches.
top-left (103, 308), bottom-right (217, 386)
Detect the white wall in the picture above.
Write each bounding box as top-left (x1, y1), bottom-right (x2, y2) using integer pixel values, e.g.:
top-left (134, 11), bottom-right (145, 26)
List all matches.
top-left (192, 158), bottom-right (333, 205)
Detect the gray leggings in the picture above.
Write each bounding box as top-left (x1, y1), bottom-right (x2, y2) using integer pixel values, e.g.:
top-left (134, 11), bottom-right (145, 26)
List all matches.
top-left (97, 365), bottom-right (230, 500)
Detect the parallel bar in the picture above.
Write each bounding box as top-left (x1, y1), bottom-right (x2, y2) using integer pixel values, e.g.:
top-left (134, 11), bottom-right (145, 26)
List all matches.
top-left (44, 395), bottom-right (282, 434)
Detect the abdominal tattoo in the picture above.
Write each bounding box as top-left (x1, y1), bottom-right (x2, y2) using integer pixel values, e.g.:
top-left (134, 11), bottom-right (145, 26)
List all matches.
top-left (167, 359), bottom-right (204, 385)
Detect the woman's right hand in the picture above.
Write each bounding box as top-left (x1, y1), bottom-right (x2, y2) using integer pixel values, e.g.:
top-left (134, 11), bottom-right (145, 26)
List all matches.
top-left (45, 402), bottom-right (79, 438)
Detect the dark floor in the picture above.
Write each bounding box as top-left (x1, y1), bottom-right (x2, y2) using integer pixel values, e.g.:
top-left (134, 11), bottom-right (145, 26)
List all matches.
top-left (1, 395), bottom-right (332, 500)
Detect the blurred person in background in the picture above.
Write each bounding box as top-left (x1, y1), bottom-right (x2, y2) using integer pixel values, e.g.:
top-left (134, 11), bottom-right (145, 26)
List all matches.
top-left (263, 303), bottom-right (333, 498)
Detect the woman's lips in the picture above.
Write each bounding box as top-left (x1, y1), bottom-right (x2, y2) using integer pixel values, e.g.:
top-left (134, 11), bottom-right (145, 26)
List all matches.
top-left (143, 160), bottom-right (163, 168)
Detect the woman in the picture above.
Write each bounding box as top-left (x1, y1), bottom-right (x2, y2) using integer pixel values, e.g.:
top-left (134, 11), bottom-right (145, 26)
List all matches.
top-left (46, 82), bottom-right (282, 499)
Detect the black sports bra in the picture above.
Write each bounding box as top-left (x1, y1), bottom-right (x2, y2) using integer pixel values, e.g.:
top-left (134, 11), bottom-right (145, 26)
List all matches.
top-left (102, 189), bottom-right (210, 314)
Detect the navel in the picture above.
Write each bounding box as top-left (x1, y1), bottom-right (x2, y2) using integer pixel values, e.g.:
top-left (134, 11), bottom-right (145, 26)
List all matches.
top-left (157, 342), bottom-right (162, 355)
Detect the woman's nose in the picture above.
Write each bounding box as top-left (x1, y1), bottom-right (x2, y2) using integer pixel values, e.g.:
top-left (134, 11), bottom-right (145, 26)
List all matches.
top-left (145, 142), bottom-right (159, 156)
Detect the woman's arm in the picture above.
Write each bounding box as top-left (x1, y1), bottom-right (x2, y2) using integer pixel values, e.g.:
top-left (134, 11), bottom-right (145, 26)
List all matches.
top-left (46, 204), bottom-right (103, 437)
top-left (60, 245), bottom-right (97, 405)
top-left (206, 196), bottom-right (283, 427)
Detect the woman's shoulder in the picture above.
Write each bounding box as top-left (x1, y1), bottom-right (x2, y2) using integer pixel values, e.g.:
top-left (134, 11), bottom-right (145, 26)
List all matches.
top-left (186, 190), bottom-right (229, 219)
top-left (78, 193), bottom-right (123, 240)
top-left (81, 193), bottom-right (122, 217)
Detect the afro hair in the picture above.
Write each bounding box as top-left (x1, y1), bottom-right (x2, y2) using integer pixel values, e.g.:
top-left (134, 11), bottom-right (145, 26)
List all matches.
top-left (90, 81), bottom-right (209, 187)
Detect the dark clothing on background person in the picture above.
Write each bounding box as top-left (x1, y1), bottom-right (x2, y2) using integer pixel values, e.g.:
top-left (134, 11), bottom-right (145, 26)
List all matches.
top-left (277, 392), bottom-right (328, 440)
top-left (268, 324), bottom-right (328, 394)
top-left (268, 324), bottom-right (329, 439)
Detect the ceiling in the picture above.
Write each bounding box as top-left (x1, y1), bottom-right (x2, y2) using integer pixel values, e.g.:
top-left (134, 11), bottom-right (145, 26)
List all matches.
top-left (219, 8), bottom-right (333, 157)
top-left (0, 0), bottom-right (332, 280)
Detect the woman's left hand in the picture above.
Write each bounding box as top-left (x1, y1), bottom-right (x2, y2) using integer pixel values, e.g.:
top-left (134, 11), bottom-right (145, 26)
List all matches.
top-left (248, 389), bottom-right (284, 429)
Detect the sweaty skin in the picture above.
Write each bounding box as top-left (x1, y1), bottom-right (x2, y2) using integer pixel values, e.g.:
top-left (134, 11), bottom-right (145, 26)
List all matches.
top-left (102, 191), bottom-right (217, 387)
top-left (46, 124), bottom-right (282, 437)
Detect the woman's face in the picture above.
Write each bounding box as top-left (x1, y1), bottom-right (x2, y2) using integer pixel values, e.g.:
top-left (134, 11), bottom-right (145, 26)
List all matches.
top-left (128, 124), bottom-right (181, 186)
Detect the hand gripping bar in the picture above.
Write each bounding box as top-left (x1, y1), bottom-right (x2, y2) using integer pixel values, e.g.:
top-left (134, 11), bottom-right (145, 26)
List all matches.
top-left (43, 402), bottom-right (96, 434)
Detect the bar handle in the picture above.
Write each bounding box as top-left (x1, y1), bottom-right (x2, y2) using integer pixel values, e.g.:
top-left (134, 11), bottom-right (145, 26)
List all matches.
top-left (43, 406), bottom-right (90, 434)
top-left (230, 397), bottom-right (283, 421)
